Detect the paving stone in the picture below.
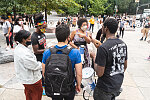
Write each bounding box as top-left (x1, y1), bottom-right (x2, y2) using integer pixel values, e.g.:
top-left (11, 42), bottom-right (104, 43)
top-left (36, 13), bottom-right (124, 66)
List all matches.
top-left (139, 87), bottom-right (150, 100)
top-left (133, 77), bottom-right (150, 88)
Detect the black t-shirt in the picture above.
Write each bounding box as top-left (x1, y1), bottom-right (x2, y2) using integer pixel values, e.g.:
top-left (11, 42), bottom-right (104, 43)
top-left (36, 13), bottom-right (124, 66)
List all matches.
top-left (96, 29), bottom-right (102, 40)
top-left (145, 23), bottom-right (150, 28)
top-left (95, 38), bottom-right (127, 93)
top-left (31, 32), bottom-right (46, 62)
top-left (96, 29), bottom-right (106, 43)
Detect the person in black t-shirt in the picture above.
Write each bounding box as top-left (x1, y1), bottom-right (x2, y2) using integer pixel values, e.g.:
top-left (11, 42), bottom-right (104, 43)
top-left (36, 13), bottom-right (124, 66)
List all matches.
top-left (93, 18), bottom-right (128, 100)
top-left (31, 14), bottom-right (47, 96)
top-left (31, 20), bottom-right (47, 62)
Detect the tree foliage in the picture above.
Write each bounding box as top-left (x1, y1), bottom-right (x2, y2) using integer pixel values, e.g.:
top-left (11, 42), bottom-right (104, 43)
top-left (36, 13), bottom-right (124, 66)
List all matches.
top-left (0, 0), bottom-right (149, 17)
top-left (88, 0), bottom-right (109, 16)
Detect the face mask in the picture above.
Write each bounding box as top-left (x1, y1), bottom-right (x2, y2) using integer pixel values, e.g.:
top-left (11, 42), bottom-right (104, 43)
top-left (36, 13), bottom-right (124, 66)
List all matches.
top-left (40, 28), bottom-right (46, 33)
top-left (81, 26), bottom-right (87, 31)
top-left (18, 21), bottom-right (23, 25)
top-left (26, 41), bottom-right (31, 46)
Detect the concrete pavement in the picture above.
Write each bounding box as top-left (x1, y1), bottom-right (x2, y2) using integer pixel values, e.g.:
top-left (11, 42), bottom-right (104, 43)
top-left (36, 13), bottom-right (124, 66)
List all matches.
top-left (1, 24), bottom-right (150, 100)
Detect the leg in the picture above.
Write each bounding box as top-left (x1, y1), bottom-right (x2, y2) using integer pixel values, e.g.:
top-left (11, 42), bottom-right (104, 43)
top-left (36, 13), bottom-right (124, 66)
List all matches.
top-left (23, 84), bottom-right (32, 100)
top-left (52, 96), bottom-right (63, 100)
top-left (6, 36), bottom-right (9, 46)
top-left (92, 24), bottom-right (94, 33)
top-left (120, 27), bottom-right (122, 37)
top-left (9, 32), bottom-right (13, 48)
top-left (93, 87), bottom-right (112, 100)
top-left (144, 28), bottom-right (149, 41)
top-left (30, 21), bottom-right (32, 28)
top-left (89, 24), bottom-right (92, 31)
top-left (31, 80), bottom-right (43, 100)
top-left (41, 71), bottom-right (46, 95)
top-left (64, 90), bottom-right (75, 100)
top-left (122, 28), bottom-right (124, 38)
top-left (140, 28), bottom-right (146, 40)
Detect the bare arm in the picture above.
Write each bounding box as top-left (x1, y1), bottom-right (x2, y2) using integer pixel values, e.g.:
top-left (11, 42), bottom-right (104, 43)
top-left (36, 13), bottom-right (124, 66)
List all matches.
top-left (42, 63), bottom-right (45, 77)
top-left (92, 38), bottom-right (102, 48)
top-left (70, 31), bottom-right (76, 41)
top-left (83, 32), bottom-right (91, 44)
top-left (94, 64), bottom-right (105, 77)
top-left (75, 63), bottom-right (82, 92)
top-left (124, 60), bottom-right (127, 72)
top-left (69, 41), bottom-right (78, 49)
top-left (70, 31), bottom-right (79, 49)
top-left (32, 44), bottom-right (45, 54)
top-left (7, 27), bottom-right (11, 35)
top-left (90, 34), bottom-right (102, 48)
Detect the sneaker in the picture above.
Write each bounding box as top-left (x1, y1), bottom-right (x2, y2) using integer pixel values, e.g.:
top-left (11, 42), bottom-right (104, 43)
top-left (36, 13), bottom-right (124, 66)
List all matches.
top-left (140, 37), bottom-right (143, 41)
top-left (42, 86), bottom-right (46, 96)
top-left (147, 40), bottom-right (150, 43)
top-left (146, 56), bottom-right (150, 61)
top-left (6, 47), bottom-right (10, 51)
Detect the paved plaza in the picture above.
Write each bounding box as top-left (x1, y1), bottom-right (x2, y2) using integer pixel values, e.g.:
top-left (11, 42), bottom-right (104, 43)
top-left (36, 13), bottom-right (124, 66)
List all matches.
top-left (0, 25), bottom-right (150, 100)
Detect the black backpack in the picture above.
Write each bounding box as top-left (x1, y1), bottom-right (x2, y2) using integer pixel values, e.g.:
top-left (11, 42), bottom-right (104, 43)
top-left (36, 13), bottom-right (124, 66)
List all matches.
top-left (45, 46), bottom-right (75, 97)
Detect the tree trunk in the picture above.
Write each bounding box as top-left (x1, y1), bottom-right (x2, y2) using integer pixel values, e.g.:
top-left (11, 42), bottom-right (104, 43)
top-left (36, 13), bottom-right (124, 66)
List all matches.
top-left (13, 6), bottom-right (16, 20)
top-left (45, 2), bottom-right (47, 22)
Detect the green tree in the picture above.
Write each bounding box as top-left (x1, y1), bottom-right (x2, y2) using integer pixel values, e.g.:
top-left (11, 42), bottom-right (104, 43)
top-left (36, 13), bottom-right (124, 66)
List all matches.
top-left (0, 0), bottom-right (81, 21)
top-left (88, 0), bottom-right (109, 16)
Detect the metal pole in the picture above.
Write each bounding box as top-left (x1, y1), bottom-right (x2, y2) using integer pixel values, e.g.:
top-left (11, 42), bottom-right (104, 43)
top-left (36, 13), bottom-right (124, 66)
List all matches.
top-left (136, 0), bottom-right (140, 15)
top-left (85, 1), bottom-right (87, 18)
top-left (115, 0), bottom-right (117, 16)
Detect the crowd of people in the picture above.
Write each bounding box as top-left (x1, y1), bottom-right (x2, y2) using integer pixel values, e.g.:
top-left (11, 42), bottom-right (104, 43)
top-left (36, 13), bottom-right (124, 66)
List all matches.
top-left (0, 12), bottom-right (128, 100)
top-left (1, 11), bottom-right (150, 100)
top-left (0, 13), bottom-right (38, 50)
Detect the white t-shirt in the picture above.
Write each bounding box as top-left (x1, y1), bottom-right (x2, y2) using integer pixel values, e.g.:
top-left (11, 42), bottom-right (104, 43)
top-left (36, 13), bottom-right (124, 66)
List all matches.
top-left (2, 21), bottom-right (11, 34)
top-left (13, 25), bottom-right (29, 33)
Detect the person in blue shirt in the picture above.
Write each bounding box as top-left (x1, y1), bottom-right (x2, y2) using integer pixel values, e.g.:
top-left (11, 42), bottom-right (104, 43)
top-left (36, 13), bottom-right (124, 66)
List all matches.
top-left (42, 24), bottom-right (82, 100)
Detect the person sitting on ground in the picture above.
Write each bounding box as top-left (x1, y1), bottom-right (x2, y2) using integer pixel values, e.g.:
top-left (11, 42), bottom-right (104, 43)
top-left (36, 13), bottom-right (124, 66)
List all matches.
top-left (42, 24), bottom-right (82, 100)
top-left (70, 18), bottom-right (91, 67)
top-left (14, 30), bottom-right (43, 100)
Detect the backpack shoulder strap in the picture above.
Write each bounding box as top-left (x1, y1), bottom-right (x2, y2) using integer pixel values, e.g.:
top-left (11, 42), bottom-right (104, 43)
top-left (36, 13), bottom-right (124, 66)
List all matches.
top-left (49, 46), bottom-right (73, 55)
top-left (49, 47), bottom-right (57, 54)
top-left (61, 46), bottom-right (73, 55)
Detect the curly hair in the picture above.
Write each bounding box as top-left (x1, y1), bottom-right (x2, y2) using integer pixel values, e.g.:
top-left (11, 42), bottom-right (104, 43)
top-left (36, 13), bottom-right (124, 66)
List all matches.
top-left (77, 18), bottom-right (88, 28)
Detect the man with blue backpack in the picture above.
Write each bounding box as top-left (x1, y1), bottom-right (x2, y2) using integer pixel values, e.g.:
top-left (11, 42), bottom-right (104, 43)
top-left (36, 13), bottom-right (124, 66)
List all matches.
top-left (42, 24), bottom-right (82, 100)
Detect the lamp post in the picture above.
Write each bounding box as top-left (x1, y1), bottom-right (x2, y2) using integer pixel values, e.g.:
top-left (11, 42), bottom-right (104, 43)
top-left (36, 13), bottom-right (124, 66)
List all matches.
top-left (45, 0), bottom-right (47, 22)
top-left (115, 0), bottom-right (118, 17)
top-left (85, 1), bottom-right (87, 18)
top-left (135, 0), bottom-right (140, 15)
